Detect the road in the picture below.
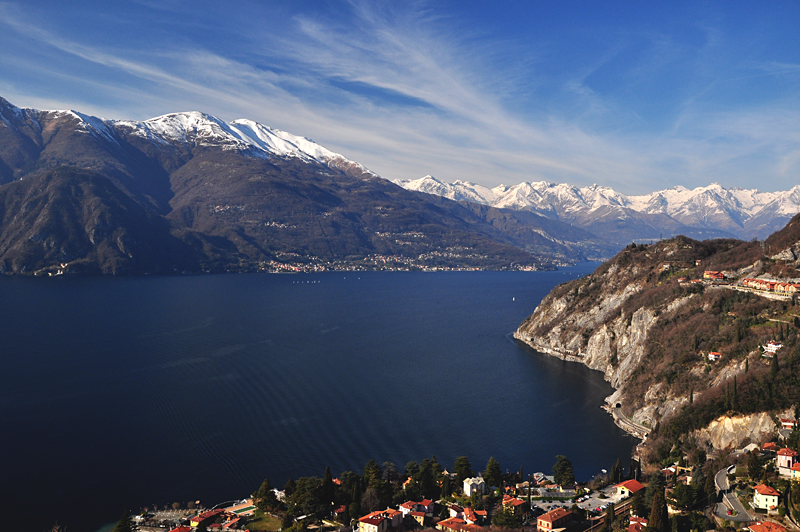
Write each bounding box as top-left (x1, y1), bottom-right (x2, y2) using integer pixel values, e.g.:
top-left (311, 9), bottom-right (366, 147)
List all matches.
top-left (612, 407), bottom-right (651, 438)
top-left (714, 466), bottom-right (752, 523)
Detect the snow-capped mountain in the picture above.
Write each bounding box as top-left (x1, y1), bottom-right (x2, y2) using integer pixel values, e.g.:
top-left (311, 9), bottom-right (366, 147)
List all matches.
top-left (394, 176), bottom-right (800, 242)
top-left (1, 95), bottom-right (609, 274)
top-left (0, 99), bottom-right (376, 181)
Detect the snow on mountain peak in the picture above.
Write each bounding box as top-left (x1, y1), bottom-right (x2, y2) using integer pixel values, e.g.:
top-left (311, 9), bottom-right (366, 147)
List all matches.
top-left (112, 111), bottom-right (375, 176)
top-left (394, 176), bottom-right (800, 238)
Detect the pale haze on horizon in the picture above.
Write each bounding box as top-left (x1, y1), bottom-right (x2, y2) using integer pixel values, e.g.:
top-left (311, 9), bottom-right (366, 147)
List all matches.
top-left (1, 0), bottom-right (799, 195)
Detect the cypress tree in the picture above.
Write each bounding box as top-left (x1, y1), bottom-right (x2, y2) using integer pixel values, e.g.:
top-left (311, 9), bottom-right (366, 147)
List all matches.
top-left (649, 490), bottom-right (668, 532)
top-left (321, 466), bottom-right (334, 506)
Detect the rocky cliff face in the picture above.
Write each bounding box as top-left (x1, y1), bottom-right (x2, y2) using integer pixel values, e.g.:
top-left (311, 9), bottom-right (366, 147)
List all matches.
top-left (513, 258), bottom-right (691, 427)
top-left (691, 412), bottom-right (776, 451)
top-left (514, 231), bottom-right (800, 452)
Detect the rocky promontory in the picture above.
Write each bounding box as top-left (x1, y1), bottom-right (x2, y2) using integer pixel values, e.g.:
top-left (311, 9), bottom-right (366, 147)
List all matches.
top-left (514, 217), bottom-right (800, 457)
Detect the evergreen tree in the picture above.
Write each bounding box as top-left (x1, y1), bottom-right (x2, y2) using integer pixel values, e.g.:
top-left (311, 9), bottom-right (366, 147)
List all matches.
top-left (648, 490), bottom-right (668, 532)
top-left (492, 507), bottom-right (523, 528)
top-left (552, 455), bottom-right (575, 485)
top-left (284, 478), bottom-right (296, 497)
top-left (454, 456), bottom-right (474, 487)
top-left (484, 457), bottom-right (502, 489)
top-left (111, 510), bottom-right (136, 532)
top-left (644, 472), bottom-right (665, 509)
top-left (612, 458), bottom-right (623, 484)
top-left (321, 466), bottom-right (335, 506)
top-left (772, 352), bottom-right (780, 379)
top-left (747, 451), bottom-right (762, 479)
top-left (364, 459), bottom-right (382, 487)
top-left (405, 461), bottom-right (420, 479)
top-left (604, 502), bottom-right (615, 530)
top-left (631, 489), bottom-right (646, 517)
top-left (253, 478), bottom-right (279, 512)
top-left (442, 476), bottom-right (451, 499)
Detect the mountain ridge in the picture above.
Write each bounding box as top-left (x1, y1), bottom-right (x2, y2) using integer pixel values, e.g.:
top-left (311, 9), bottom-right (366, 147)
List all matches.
top-left (395, 175), bottom-right (800, 244)
top-left (0, 96), bottom-right (611, 274)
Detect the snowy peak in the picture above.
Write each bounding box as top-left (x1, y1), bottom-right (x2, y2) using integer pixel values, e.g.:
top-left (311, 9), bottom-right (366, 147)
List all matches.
top-left (393, 175), bottom-right (498, 203)
top-left (395, 177), bottom-right (800, 240)
top-left (5, 103), bottom-right (376, 180)
top-left (114, 111), bottom-right (377, 177)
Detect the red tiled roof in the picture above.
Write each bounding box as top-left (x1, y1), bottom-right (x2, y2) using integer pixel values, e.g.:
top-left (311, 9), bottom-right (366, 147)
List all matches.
top-left (778, 448), bottom-right (798, 457)
top-left (420, 499), bottom-right (433, 506)
top-left (629, 517), bottom-right (648, 532)
top-left (749, 522), bottom-right (787, 532)
top-left (755, 484), bottom-right (780, 496)
top-left (790, 463), bottom-right (800, 472)
top-left (763, 442), bottom-right (777, 450)
top-left (169, 527), bottom-right (192, 532)
top-left (538, 508), bottom-right (572, 523)
top-left (615, 479), bottom-right (644, 493)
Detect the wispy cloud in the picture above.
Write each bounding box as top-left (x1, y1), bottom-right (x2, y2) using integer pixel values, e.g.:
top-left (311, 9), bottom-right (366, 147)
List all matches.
top-left (1, 1), bottom-right (799, 194)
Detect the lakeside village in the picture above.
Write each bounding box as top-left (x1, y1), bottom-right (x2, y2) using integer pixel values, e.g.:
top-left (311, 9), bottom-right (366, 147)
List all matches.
top-left (123, 425), bottom-right (800, 532)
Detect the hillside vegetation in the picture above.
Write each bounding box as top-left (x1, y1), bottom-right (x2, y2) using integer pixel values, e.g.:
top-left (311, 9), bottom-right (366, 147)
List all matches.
top-left (516, 213), bottom-right (800, 464)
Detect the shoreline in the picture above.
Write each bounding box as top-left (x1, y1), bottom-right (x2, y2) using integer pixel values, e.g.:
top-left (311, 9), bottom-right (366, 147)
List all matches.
top-left (512, 330), bottom-right (648, 445)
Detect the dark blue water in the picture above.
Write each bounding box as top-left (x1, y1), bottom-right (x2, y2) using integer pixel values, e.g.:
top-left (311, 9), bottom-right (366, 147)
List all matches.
top-left (0, 266), bottom-right (635, 531)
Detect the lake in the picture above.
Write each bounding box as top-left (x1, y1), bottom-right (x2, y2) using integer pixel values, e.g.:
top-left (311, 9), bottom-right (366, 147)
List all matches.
top-left (0, 265), bottom-right (636, 531)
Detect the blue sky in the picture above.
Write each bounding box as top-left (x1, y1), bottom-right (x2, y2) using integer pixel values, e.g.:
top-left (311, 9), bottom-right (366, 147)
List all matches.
top-left (1, 1), bottom-right (799, 194)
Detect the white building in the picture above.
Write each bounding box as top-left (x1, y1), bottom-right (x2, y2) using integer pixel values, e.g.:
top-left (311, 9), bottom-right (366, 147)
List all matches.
top-left (463, 477), bottom-right (487, 497)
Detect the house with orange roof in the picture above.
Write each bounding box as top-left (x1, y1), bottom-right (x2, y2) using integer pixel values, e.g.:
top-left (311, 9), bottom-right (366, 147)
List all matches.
top-left (537, 508), bottom-right (572, 532)
top-left (191, 509), bottom-right (224, 528)
top-left (168, 527), bottom-right (192, 532)
top-left (409, 511), bottom-right (426, 526)
top-left (462, 506), bottom-right (486, 525)
top-left (358, 509), bottom-right (403, 532)
top-left (358, 513), bottom-right (387, 532)
top-left (629, 516), bottom-right (648, 532)
top-left (502, 494), bottom-right (528, 513)
top-left (753, 484), bottom-right (780, 511)
top-left (780, 418), bottom-right (796, 430)
top-left (763, 442), bottom-right (777, 452)
top-left (748, 522), bottom-right (787, 532)
top-left (614, 479), bottom-right (644, 498)
top-left (222, 518), bottom-right (240, 529)
top-left (790, 463), bottom-right (800, 480)
top-left (436, 516), bottom-right (483, 532)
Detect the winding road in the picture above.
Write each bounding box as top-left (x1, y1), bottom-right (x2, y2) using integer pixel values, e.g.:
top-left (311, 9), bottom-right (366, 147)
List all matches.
top-left (714, 465), bottom-right (752, 523)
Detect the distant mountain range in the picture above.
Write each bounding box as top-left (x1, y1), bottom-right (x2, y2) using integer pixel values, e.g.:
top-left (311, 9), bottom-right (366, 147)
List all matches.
top-left (0, 96), bottom-right (616, 274)
top-left (394, 176), bottom-right (800, 244)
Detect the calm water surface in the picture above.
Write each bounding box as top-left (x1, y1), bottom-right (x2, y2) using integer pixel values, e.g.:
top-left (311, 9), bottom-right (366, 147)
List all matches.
top-left (0, 266), bottom-right (635, 531)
